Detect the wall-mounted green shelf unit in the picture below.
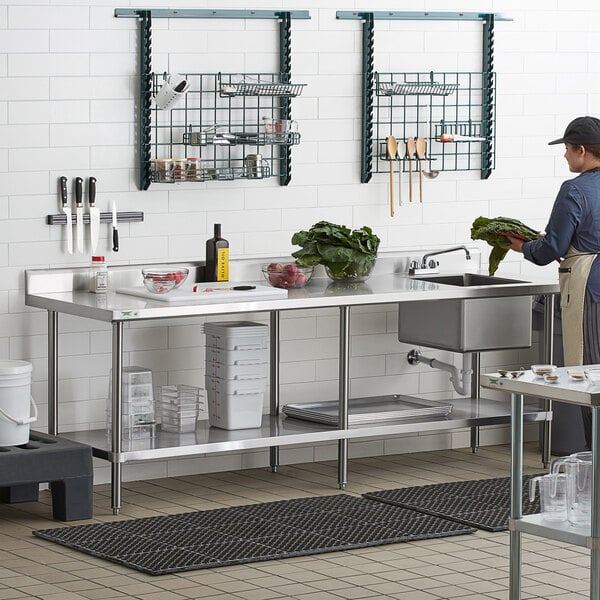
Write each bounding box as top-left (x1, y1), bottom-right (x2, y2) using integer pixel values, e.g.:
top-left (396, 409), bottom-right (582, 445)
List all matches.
top-left (336, 11), bottom-right (512, 182)
top-left (115, 8), bottom-right (310, 190)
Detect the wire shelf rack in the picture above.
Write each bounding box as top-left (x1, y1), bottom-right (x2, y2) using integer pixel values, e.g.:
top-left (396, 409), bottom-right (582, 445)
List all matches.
top-left (149, 72), bottom-right (304, 184)
top-left (218, 73), bottom-right (306, 98)
top-left (372, 71), bottom-right (495, 174)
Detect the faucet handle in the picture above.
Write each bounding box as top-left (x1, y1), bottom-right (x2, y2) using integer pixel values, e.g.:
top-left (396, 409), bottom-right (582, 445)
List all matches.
top-left (427, 259), bottom-right (439, 269)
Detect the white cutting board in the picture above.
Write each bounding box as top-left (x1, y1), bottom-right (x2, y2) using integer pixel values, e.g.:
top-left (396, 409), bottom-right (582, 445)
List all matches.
top-left (117, 283), bottom-right (288, 303)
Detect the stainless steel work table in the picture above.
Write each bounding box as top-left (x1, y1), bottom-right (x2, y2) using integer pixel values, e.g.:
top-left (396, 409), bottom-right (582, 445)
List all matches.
top-left (26, 264), bottom-right (558, 514)
top-left (481, 368), bottom-right (600, 599)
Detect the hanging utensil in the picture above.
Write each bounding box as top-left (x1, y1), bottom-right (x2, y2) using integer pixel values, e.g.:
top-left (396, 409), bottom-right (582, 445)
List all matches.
top-left (59, 176), bottom-right (72, 254)
top-left (88, 177), bottom-right (99, 254)
top-left (405, 137), bottom-right (416, 203)
top-left (415, 137), bottom-right (427, 203)
top-left (74, 177), bottom-right (83, 253)
top-left (396, 139), bottom-right (406, 207)
top-left (112, 200), bottom-right (119, 252)
top-left (386, 135), bottom-right (398, 217)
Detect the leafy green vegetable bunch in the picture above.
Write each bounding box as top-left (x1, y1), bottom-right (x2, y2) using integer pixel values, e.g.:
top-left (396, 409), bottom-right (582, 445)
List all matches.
top-left (291, 221), bottom-right (380, 279)
top-left (471, 216), bottom-right (541, 276)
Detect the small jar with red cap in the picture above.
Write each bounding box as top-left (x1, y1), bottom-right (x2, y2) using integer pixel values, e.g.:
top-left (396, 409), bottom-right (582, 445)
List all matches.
top-left (89, 256), bottom-right (108, 293)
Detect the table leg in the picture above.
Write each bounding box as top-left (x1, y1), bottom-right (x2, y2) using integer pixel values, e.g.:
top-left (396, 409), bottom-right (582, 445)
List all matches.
top-left (110, 321), bottom-right (123, 515)
top-left (591, 406), bottom-right (600, 599)
top-left (269, 310), bottom-right (280, 473)
top-left (510, 392), bottom-right (523, 600)
top-left (470, 352), bottom-right (480, 453)
top-left (338, 306), bottom-right (350, 490)
top-left (540, 293), bottom-right (555, 467)
top-left (48, 311), bottom-right (59, 435)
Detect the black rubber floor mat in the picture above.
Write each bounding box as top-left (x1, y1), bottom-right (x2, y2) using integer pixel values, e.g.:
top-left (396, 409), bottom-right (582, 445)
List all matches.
top-left (363, 474), bottom-right (543, 532)
top-left (33, 494), bottom-right (475, 575)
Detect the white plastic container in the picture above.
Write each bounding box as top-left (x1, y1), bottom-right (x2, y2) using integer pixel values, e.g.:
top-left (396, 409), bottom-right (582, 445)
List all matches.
top-left (205, 374), bottom-right (267, 396)
top-left (204, 321), bottom-right (268, 351)
top-left (205, 360), bottom-right (267, 380)
top-left (0, 360), bottom-right (37, 446)
top-left (208, 387), bottom-right (263, 430)
top-left (206, 346), bottom-right (267, 365)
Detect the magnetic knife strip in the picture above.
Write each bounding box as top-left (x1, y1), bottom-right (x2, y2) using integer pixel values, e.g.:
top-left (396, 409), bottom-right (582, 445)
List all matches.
top-left (47, 211), bottom-right (144, 225)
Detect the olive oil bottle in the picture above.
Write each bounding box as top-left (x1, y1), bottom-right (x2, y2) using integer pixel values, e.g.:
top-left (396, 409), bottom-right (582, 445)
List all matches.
top-left (205, 223), bottom-right (229, 282)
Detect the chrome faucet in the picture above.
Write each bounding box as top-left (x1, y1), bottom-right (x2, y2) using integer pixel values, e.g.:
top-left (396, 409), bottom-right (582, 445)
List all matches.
top-left (409, 245), bottom-right (471, 275)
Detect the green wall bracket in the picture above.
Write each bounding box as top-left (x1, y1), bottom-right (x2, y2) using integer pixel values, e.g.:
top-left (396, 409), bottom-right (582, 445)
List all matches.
top-left (337, 10), bottom-right (511, 182)
top-left (279, 12), bottom-right (292, 186)
top-left (116, 8), bottom-right (309, 190)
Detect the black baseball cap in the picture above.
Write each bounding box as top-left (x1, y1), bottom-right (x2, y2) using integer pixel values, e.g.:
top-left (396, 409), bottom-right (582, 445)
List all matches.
top-left (548, 116), bottom-right (600, 145)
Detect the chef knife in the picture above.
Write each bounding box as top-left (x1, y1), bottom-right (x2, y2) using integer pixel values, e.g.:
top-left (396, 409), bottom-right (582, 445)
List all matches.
top-left (75, 176), bottom-right (83, 253)
top-left (88, 176), bottom-right (99, 254)
top-left (112, 200), bottom-right (119, 252)
top-left (59, 176), bottom-right (73, 254)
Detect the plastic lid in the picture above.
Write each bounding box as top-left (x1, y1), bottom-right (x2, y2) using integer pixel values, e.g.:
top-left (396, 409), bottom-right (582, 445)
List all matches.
top-left (0, 360), bottom-right (32, 376)
top-left (92, 256), bottom-right (105, 262)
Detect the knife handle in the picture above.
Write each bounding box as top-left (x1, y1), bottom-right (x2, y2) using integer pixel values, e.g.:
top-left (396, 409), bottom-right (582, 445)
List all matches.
top-left (88, 177), bottom-right (96, 206)
top-left (75, 177), bottom-right (83, 206)
top-left (59, 176), bottom-right (68, 207)
top-left (113, 227), bottom-right (119, 252)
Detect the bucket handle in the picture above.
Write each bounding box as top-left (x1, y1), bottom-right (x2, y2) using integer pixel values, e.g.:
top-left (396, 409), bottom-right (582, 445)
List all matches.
top-left (0, 396), bottom-right (38, 425)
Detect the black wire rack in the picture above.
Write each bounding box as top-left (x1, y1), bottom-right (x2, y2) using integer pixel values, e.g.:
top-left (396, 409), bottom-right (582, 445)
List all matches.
top-left (149, 72), bottom-right (303, 183)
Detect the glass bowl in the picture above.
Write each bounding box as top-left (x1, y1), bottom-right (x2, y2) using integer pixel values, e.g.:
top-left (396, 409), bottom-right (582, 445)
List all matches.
top-left (262, 263), bottom-right (313, 289)
top-left (323, 258), bottom-right (376, 283)
top-left (142, 268), bottom-right (189, 294)
top-left (567, 369), bottom-right (585, 382)
top-left (585, 368), bottom-right (600, 384)
top-left (531, 364), bottom-right (556, 376)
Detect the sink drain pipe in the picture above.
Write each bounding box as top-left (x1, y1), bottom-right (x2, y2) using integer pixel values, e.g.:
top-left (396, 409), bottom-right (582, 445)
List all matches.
top-left (407, 349), bottom-right (473, 396)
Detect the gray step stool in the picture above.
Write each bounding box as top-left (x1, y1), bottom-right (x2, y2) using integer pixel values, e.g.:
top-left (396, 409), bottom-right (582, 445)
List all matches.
top-left (0, 430), bottom-right (93, 521)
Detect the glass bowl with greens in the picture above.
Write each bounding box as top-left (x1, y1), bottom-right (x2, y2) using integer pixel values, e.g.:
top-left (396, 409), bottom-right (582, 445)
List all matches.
top-left (291, 221), bottom-right (380, 283)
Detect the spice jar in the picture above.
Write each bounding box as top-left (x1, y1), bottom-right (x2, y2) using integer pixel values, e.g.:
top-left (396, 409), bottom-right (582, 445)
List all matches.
top-left (185, 157), bottom-right (202, 180)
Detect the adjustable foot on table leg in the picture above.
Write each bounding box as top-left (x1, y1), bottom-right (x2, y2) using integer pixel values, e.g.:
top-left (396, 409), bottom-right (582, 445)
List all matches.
top-left (271, 466), bottom-right (278, 473)
top-left (339, 483), bottom-right (346, 490)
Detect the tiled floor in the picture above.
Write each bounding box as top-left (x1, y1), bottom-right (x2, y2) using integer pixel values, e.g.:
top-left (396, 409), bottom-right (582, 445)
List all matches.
top-left (0, 443), bottom-right (589, 599)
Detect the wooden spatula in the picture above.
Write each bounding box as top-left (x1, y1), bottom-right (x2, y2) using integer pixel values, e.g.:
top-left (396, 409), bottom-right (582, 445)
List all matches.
top-left (405, 137), bottom-right (416, 203)
top-left (415, 137), bottom-right (427, 203)
top-left (386, 136), bottom-right (398, 217)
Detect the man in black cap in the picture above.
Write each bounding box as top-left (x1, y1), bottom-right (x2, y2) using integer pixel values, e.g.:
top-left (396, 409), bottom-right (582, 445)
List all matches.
top-left (505, 116), bottom-right (600, 449)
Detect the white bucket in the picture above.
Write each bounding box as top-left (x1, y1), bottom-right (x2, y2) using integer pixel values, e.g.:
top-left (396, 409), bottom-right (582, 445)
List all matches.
top-left (0, 360), bottom-right (37, 446)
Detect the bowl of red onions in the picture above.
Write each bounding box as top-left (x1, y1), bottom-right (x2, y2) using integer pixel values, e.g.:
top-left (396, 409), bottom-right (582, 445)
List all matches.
top-left (262, 263), bottom-right (313, 289)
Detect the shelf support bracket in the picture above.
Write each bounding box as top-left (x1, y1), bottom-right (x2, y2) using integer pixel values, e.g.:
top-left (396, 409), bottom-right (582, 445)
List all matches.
top-left (361, 13), bottom-right (375, 183)
top-left (139, 11), bottom-right (152, 190)
top-left (279, 12), bottom-right (292, 186)
top-left (481, 13), bottom-right (495, 180)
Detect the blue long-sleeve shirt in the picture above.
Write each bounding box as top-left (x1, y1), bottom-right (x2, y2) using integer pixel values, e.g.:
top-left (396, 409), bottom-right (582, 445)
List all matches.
top-left (523, 167), bottom-right (600, 302)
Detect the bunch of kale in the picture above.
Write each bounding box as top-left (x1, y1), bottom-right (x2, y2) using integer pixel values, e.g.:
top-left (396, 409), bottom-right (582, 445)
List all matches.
top-left (292, 221), bottom-right (380, 279)
top-left (471, 216), bottom-right (541, 275)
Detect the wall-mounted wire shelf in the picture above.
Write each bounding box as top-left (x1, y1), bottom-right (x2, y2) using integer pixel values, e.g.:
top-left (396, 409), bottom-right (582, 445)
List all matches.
top-left (150, 165), bottom-right (270, 183)
top-left (218, 73), bottom-right (306, 98)
top-left (372, 71), bottom-right (495, 175)
top-left (149, 72), bottom-right (303, 185)
top-left (182, 126), bottom-right (300, 147)
top-left (376, 75), bottom-right (459, 97)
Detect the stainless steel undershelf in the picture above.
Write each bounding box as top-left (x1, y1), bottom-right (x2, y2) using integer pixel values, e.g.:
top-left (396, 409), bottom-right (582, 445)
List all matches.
top-left (510, 514), bottom-right (590, 548)
top-left (62, 396), bottom-right (549, 463)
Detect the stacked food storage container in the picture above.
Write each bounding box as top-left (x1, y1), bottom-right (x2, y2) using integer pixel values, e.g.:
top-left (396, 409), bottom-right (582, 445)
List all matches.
top-left (106, 366), bottom-right (155, 440)
top-left (158, 384), bottom-right (205, 433)
top-left (204, 321), bottom-right (268, 430)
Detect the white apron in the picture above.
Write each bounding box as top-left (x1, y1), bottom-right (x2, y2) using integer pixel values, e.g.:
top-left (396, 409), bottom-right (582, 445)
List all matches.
top-left (559, 246), bottom-right (598, 366)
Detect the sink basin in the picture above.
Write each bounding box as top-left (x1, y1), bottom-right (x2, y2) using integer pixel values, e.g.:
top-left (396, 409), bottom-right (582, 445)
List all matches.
top-left (413, 273), bottom-right (526, 287)
top-left (399, 273), bottom-right (532, 352)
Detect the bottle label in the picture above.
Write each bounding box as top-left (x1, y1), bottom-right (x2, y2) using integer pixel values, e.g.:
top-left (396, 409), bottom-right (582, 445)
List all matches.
top-left (216, 248), bottom-right (229, 281)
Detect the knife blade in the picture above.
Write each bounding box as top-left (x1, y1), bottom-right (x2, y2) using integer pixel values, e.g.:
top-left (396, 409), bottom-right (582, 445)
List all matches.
top-left (75, 176), bottom-right (83, 253)
top-left (112, 200), bottom-right (119, 252)
top-left (88, 176), bottom-right (99, 254)
top-left (59, 176), bottom-right (72, 254)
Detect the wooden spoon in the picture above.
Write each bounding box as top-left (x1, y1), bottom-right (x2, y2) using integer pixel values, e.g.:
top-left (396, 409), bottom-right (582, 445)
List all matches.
top-left (396, 139), bottom-right (406, 206)
top-left (386, 135), bottom-right (398, 217)
top-left (405, 137), bottom-right (416, 203)
top-left (415, 137), bottom-right (427, 203)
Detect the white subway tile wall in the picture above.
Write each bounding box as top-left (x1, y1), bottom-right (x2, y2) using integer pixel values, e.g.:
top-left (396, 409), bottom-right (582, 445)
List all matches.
top-left (2, 2), bottom-right (596, 483)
